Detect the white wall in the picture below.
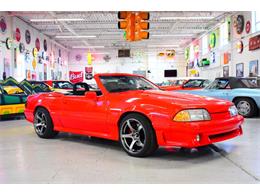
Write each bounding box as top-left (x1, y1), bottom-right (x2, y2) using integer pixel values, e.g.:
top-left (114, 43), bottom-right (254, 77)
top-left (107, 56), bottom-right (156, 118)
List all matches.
top-left (68, 48), bottom-right (186, 84)
top-left (0, 12), bottom-right (69, 81)
top-left (187, 11), bottom-right (260, 80)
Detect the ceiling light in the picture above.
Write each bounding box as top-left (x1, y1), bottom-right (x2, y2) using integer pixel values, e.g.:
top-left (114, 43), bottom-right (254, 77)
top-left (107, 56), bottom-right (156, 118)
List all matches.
top-left (152, 34), bottom-right (193, 37)
top-left (148, 45), bottom-right (179, 48)
top-left (30, 18), bottom-right (85, 22)
top-left (55, 35), bottom-right (96, 39)
top-left (72, 46), bottom-right (105, 49)
top-left (160, 16), bottom-right (215, 20)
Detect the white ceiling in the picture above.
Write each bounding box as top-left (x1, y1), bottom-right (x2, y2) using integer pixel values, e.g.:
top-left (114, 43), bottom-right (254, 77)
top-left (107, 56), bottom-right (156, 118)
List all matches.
top-left (9, 11), bottom-right (236, 51)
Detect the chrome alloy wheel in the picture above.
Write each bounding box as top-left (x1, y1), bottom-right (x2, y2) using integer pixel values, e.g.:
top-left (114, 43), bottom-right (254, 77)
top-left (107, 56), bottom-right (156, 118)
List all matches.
top-left (34, 111), bottom-right (47, 135)
top-left (120, 118), bottom-right (146, 154)
top-left (237, 100), bottom-right (251, 116)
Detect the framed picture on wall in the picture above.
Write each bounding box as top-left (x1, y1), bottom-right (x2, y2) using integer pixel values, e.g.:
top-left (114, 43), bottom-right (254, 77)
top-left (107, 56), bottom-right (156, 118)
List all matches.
top-left (236, 63), bottom-right (244, 77)
top-left (249, 60), bottom-right (259, 77)
top-left (223, 66), bottom-right (229, 77)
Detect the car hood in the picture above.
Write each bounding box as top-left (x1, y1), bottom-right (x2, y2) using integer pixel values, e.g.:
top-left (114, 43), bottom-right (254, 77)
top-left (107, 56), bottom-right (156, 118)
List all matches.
top-left (139, 90), bottom-right (232, 113)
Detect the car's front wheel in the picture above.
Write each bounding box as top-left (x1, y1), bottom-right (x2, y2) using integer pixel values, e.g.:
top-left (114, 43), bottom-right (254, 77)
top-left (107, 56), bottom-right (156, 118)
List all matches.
top-left (34, 107), bottom-right (59, 138)
top-left (119, 113), bottom-right (158, 157)
top-left (234, 98), bottom-right (258, 118)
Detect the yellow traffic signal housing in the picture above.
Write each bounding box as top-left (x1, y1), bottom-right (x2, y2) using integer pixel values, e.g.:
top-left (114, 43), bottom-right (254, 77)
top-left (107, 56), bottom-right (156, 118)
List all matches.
top-left (118, 11), bottom-right (150, 41)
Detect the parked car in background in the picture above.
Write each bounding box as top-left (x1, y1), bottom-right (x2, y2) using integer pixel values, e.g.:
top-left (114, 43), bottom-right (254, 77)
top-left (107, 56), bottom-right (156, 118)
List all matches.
top-left (25, 73), bottom-right (243, 157)
top-left (0, 78), bottom-right (27, 117)
top-left (27, 80), bottom-right (53, 92)
top-left (161, 78), bottom-right (211, 91)
top-left (44, 80), bottom-right (75, 93)
top-left (178, 77), bottom-right (260, 118)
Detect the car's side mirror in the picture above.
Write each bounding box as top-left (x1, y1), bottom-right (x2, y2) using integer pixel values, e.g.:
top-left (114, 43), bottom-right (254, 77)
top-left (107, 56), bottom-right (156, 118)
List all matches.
top-left (85, 91), bottom-right (97, 101)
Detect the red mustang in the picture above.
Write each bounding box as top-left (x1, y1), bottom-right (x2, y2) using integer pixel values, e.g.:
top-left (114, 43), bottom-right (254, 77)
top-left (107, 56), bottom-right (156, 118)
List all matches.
top-left (25, 73), bottom-right (243, 157)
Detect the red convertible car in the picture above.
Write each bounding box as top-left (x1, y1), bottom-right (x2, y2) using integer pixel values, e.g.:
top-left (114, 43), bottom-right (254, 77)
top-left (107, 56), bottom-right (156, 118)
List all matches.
top-left (25, 73), bottom-right (243, 157)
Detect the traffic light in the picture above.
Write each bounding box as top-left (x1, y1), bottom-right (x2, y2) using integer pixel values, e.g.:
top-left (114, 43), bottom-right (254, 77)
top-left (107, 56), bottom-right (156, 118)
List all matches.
top-left (118, 11), bottom-right (150, 42)
top-left (134, 12), bottom-right (150, 41)
top-left (118, 11), bottom-right (135, 41)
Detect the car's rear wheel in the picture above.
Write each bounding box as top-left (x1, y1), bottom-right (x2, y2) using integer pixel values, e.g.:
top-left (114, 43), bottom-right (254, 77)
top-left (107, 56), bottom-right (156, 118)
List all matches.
top-left (34, 107), bottom-right (59, 138)
top-left (234, 98), bottom-right (258, 118)
top-left (119, 113), bottom-right (158, 157)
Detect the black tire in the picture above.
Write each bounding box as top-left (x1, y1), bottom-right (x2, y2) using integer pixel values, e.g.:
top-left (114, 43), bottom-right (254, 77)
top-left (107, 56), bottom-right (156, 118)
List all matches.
top-left (119, 113), bottom-right (158, 157)
top-left (34, 107), bottom-right (59, 138)
top-left (234, 98), bottom-right (258, 118)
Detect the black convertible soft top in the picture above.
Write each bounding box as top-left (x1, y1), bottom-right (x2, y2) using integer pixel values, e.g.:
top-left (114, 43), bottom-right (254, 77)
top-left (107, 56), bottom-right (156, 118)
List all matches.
top-left (215, 77), bottom-right (260, 89)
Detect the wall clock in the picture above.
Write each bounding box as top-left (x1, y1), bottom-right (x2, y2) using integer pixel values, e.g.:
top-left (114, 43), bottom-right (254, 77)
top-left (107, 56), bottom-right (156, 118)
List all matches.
top-left (246, 21), bottom-right (251, 34)
top-left (6, 38), bottom-right (12, 49)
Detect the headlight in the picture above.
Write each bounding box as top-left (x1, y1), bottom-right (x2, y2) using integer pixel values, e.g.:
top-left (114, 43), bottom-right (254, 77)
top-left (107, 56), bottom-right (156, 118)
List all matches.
top-left (173, 109), bottom-right (211, 122)
top-left (229, 105), bottom-right (238, 117)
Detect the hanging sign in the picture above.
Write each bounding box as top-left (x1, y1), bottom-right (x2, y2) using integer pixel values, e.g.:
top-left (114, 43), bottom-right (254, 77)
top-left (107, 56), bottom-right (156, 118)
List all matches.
top-left (249, 34), bottom-right (260, 51)
top-left (87, 52), bottom-right (92, 65)
top-left (69, 71), bottom-right (84, 83)
top-left (236, 40), bottom-right (244, 53)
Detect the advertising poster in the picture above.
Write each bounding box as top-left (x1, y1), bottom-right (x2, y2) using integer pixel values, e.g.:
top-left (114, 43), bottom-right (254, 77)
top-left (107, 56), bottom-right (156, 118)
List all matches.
top-left (249, 60), bottom-right (258, 77)
top-left (223, 66), bottom-right (229, 77)
top-left (236, 63), bottom-right (244, 77)
top-left (85, 66), bottom-right (93, 80)
top-left (69, 71), bottom-right (84, 83)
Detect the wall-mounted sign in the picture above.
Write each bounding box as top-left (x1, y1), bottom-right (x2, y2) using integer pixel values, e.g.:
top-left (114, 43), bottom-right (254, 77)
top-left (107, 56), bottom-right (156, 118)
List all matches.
top-left (32, 47), bottom-right (38, 57)
top-left (0, 16), bottom-right (7, 33)
top-left (85, 67), bottom-right (93, 80)
top-left (249, 34), bottom-right (260, 51)
top-left (246, 21), bottom-right (251, 34)
top-left (184, 48), bottom-right (189, 61)
top-left (19, 43), bottom-right (25, 53)
top-left (210, 51), bottom-right (216, 64)
top-left (223, 52), bottom-right (230, 65)
top-left (32, 58), bottom-right (37, 70)
top-left (209, 33), bottom-right (216, 48)
top-left (25, 30), bottom-right (31, 44)
top-left (14, 28), bottom-right (21, 42)
top-left (166, 49), bottom-right (175, 59)
top-left (35, 38), bottom-right (40, 51)
top-left (236, 40), bottom-right (244, 53)
top-left (43, 39), bottom-right (47, 52)
top-left (234, 15), bottom-right (244, 35)
top-left (199, 58), bottom-right (210, 67)
top-left (69, 71), bottom-right (84, 83)
top-left (5, 38), bottom-right (12, 49)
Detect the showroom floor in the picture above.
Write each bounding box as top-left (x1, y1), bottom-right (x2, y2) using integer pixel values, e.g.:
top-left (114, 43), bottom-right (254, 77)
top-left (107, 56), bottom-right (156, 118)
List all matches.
top-left (0, 117), bottom-right (259, 184)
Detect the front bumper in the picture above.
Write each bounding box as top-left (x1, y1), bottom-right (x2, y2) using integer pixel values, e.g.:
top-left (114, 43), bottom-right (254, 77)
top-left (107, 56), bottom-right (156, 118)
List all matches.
top-left (156, 113), bottom-right (244, 148)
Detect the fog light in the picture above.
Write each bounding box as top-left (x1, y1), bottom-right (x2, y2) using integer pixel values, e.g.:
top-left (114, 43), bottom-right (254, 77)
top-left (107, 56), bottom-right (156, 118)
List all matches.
top-left (195, 134), bottom-right (201, 142)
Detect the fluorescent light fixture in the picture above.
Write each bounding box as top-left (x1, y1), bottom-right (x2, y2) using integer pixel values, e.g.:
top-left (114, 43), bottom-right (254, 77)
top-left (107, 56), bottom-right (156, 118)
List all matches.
top-left (55, 35), bottom-right (96, 39)
top-left (160, 16), bottom-right (215, 20)
top-left (152, 34), bottom-right (193, 37)
top-left (148, 45), bottom-right (179, 48)
top-left (72, 46), bottom-right (105, 49)
top-left (30, 18), bottom-right (85, 22)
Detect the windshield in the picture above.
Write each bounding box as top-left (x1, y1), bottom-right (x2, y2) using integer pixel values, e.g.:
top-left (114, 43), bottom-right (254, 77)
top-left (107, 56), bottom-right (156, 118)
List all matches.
top-left (30, 82), bottom-right (52, 92)
top-left (100, 75), bottom-right (159, 92)
top-left (183, 79), bottom-right (210, 88)
top-left (53, 81), bottom-right (74, 89)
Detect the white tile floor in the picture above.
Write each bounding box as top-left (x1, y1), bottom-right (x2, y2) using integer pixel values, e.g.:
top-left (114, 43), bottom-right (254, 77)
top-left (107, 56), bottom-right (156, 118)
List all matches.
top-left (0, 117), bottom-right (259, 183)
